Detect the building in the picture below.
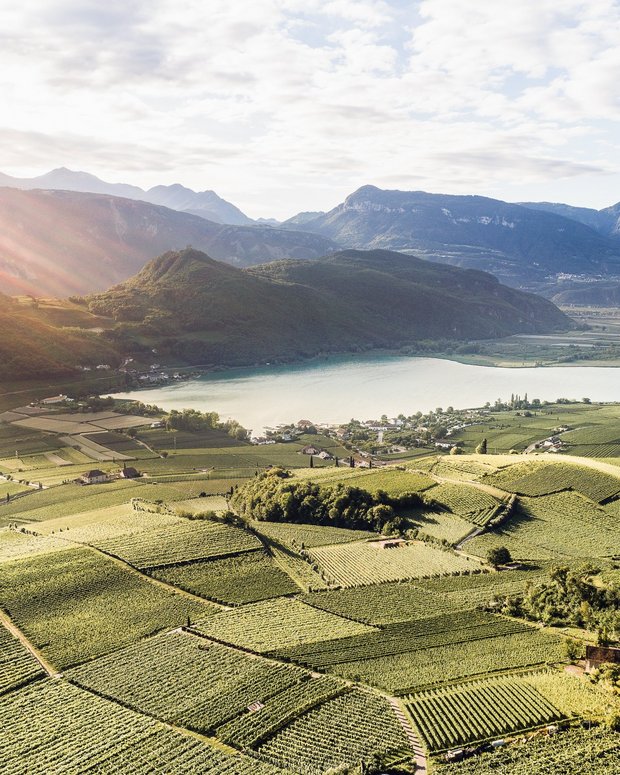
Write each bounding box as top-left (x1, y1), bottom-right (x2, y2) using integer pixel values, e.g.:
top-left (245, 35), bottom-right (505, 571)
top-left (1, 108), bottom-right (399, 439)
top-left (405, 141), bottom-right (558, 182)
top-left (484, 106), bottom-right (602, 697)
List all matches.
top-left (119, 467), bottom-right (140, 479)
top-left (585, 645), bottom-right (620, 672)
top-left (80, 470), bottom-right (109, 485)
top-left (301, 445), bottom-right (320, 455)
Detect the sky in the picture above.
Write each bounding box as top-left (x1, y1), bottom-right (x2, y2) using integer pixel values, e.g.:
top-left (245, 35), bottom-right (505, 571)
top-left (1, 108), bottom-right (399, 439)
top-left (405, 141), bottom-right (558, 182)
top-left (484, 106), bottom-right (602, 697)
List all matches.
top-left (1, 0), bottom-right (620, 219)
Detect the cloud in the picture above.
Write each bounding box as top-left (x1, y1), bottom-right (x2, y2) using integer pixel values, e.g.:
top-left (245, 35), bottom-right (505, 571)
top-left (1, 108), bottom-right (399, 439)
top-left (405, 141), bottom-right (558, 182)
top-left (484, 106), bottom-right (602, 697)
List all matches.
top-left (0, 0), bottom-right (619, 216)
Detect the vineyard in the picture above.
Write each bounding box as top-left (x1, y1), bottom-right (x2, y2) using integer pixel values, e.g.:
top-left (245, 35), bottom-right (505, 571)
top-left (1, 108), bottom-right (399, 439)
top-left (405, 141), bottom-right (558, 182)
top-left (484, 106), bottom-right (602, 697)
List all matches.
top-left (257, 690), bottom-right (411, 773)
top-left (427, 483), bottom-right (503, 525)
top-left (95, 519), bottom-right (262, 569)
top-left (329, 629), bottom-right (565, 693)
top-left (150, 551), bottom-right (300, 605)
top-left (251, 520), bottom-right (375, 550)
top-left (272, 611), bottom-right (532, 668)
top-left (405, 676), bottom-right (564, 751)
top-left (193, 598), bottom-right (376, 653)
top-left (217, 675), bottom-right (344, 749)
top-left (69, 631), bottom-right (308, 733)
top-left (435, 725), bottom-right (620, 775)
top-left (0, 547), bottom-right (211, 668)
top-left (484, 460), bottom-right (620, 502)
top-left (308, 539), bottom-right (478, 587)
top-left (0, 624), bottom-right (43, 694)
top-left (0, 528), bottom-right (68, 564)
top-left (0, 679), bottom-right (282, 774)
top-left (467, 491), bottom-right (620, 560)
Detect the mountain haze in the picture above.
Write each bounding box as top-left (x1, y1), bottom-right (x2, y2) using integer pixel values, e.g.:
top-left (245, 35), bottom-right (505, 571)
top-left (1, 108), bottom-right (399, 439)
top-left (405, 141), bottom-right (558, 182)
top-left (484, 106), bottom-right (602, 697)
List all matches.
top-left (0, 188), bottom-right (337, 297)
top-left (0, 167), bottom-right (252, 225)
top-left (295, 186), bottom-right (620, 291)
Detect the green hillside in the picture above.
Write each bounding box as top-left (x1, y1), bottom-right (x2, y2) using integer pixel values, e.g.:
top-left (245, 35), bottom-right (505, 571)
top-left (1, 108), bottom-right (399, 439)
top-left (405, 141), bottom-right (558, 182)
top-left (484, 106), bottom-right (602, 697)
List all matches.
top-left (87, 247), bottom-right (572, 367)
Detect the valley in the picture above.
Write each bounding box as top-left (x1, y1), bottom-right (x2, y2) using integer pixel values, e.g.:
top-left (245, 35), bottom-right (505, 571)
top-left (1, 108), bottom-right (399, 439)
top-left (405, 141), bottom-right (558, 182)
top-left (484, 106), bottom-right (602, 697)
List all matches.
top-left (1, 396), bottom-right (619, 774)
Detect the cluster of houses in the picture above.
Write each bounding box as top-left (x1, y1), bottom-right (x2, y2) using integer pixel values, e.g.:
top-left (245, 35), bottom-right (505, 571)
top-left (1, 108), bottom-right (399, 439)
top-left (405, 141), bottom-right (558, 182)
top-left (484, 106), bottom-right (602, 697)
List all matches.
top-left (79, 466), bottom-right (140, 485)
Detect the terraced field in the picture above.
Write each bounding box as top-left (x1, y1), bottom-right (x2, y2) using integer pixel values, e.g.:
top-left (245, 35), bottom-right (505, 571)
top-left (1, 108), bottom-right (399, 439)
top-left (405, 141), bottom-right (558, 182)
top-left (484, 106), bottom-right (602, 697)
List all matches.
top-left (251, 520), bottom-right (375, 549)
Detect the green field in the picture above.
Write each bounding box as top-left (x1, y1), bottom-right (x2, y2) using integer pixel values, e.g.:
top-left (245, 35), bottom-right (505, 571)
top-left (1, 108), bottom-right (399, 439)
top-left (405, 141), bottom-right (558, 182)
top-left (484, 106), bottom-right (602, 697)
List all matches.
top-left (0, 623), bottom-right (43, 695)
top-left (150, 551), bottom-right (300, 604)
top-left (257, 690), bottom-right (411, 773)
top-left (0, 679), bottom-right (282, 774)
top-left (435, 725), bottom-right (620, 774)
top-left (308, 539), bottom-right (480, 587)
top-left (0, 547), bottom-right (212, 668)
top-left (251, 520), bottom-right (376, 549)
top-left (193, 598), bottom-right (376, 653)
top-left (69, 630), bottom-right (308, 733)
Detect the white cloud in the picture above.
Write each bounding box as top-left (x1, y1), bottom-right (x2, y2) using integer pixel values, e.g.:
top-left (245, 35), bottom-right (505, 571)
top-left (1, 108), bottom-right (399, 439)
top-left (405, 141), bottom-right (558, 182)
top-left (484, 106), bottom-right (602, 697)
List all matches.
top-left (0, 0), bottom-right (619, 216)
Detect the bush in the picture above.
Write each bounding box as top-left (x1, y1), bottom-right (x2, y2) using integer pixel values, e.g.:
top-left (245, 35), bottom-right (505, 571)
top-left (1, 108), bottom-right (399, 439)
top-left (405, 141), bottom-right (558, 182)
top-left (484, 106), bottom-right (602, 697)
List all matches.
top-left (487, 546), bottom-right (512, 567)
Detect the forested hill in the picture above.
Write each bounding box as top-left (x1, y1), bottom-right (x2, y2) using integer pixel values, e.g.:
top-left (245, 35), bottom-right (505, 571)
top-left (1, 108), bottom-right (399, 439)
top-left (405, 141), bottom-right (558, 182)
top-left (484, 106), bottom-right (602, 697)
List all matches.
top-left (85, 247), bottom-right (573, 366)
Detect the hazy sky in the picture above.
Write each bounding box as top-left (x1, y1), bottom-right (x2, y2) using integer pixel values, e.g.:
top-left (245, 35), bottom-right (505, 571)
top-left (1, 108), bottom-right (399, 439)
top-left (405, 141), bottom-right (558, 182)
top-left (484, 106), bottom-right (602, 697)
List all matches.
top-left (2, 0), bottom-right (620, 218)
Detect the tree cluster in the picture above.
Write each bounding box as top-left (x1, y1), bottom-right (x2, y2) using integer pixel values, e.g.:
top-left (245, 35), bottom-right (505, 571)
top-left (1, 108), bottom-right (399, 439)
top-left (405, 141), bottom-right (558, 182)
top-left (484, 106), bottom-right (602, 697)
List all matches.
top-left (231, 468), bottom-right (424, 532)
top-left (501, 565), bottom-right (620, 644)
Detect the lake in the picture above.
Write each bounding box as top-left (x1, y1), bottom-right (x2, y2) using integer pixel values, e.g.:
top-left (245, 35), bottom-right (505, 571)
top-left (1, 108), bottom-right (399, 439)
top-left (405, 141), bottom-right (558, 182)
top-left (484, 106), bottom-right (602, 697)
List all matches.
top-left (111, 355), bottom-right (620, 434)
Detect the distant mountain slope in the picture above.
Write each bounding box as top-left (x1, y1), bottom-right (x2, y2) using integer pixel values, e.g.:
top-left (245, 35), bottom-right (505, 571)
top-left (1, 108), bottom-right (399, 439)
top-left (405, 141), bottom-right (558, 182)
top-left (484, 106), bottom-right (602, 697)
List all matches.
top-left (297, 186), bottom-right (620, 290)
top-left (520, 200), bottom-right (620, 238)
top-left (0, 167), bottom-right (252, 225)
top-left (0, 188), bottom-right (337, 297)
top-left (87, 247), bottom-right (573, 367)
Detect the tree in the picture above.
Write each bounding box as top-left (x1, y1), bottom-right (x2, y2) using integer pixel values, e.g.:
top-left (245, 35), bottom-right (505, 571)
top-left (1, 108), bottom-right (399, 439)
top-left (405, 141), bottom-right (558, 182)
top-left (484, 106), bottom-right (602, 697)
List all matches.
top-left (476, 438), bottom-right (488, 454)
top-left (487, 546), bottom-right (511, 567)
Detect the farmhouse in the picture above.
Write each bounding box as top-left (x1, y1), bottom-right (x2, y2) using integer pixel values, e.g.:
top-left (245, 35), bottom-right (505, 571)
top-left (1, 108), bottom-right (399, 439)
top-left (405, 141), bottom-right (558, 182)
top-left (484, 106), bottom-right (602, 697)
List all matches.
top-left (301, 445), bottom-right (320, 455)
top-left (80, 470), bottom-right (109, 485)
top-left (585, 645), bottom-right (620, 672)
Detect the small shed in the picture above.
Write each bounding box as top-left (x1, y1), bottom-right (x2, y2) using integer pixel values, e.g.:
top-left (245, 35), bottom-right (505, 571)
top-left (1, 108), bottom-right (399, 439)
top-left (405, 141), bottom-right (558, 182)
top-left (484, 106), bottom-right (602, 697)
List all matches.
top-left (585, 645), bottom-right (620, 672)
top-left (80, 469), bottom-right (109, 485)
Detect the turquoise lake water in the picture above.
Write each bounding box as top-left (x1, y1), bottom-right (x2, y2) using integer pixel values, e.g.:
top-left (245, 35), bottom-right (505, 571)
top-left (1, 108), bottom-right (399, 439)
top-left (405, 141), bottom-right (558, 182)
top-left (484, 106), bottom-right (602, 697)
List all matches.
top-left (111, 354), bottom-right (620, 434)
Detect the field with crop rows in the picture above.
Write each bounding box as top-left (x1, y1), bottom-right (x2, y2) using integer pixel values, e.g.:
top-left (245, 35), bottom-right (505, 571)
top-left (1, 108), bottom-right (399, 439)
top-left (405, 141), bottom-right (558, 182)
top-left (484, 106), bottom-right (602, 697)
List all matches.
top-left (0, 623), bottom-right (43, 694)
top-left (467, 491), bottom-right (620, 560)
top-left (70, 630), bottom-right (308, 733)
top-left (405, 677), bottom-right (563, 751)
top-left (267, 543), bottom-right (330, 592)
top-left (405, 510), bottom-right (474, 544)
top-left (435, 725), bottom-right (620, 775)
top-left (524, 670), bottom-right (620, 720)
top-left (251, 520), bottom-right (375, 549)
top-left (258, 690), bottom-right (411, 773)
top-left (0, 547), bottom-right (212, 668)
top-left (330, 629), bottom-right (564, 693)
top-left (0, 528), bottom-right (69, 563)
top-left (308, 539), bottom-right (479, 587)
top-left (217, 675), bottom-right (344, 749)
top-left (96, 519), bottom-right (262, 569)
top-left (300, 567), bottom-right (548, 625)
top-left (484, 461), bottom-right (620, 502)
top-left (150, 551), bottom-right (300, 604)
top-left (193, 598), bottom-right (376, 652)
top-left (0, 679), bottom-right (282, 775)
top-left (273, 611), bottom-right (531, 669)
top-left (427, 482), bottom-right (503, 524)
top-left (28, 502), bottom-right (183, 543)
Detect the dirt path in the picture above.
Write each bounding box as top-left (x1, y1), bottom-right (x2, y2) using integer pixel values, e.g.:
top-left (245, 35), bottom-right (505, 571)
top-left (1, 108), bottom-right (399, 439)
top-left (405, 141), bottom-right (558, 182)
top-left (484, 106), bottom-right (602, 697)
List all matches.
top-left (0, 608), bottom-right (60, 677)
top-left (387, 696), bottom-right (427, 775)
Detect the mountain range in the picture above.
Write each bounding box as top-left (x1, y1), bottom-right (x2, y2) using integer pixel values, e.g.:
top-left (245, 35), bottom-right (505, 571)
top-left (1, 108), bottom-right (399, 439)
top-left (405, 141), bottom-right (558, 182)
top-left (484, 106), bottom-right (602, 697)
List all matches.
top-left (0, 188), bottom-right (336, 297)
top-left (291, 186), bottom-right (620, 294)
top-left (0, 167), bottom-right (253, 225)
top-left (85, 247), bottom-right (572, 368)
